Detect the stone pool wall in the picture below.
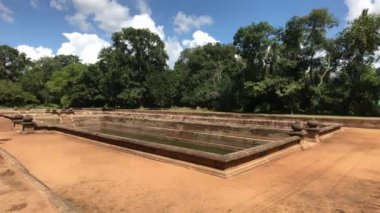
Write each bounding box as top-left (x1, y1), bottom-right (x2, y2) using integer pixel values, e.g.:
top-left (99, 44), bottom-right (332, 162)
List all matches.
top-left (0, 110), bottom-right (343, 176)
top-left (115, 109), bottom-right (378, 129)
top-left (101, 115), bottom-right (290, 140)
top-left (32, 124), bottom-right (302, 170)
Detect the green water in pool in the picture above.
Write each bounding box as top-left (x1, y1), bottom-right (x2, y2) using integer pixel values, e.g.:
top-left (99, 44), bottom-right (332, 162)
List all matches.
top-left (97, 128), bottom-right (236, 155)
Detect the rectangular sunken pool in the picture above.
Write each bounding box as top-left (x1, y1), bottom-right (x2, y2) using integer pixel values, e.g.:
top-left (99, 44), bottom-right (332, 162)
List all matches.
top-left (97, 128), bottom-right (239, 155)
top-left (35, 123), bottom-right (301, 177)
top-left (99, 115), bottom-right (291, 141)
top-left (3, 111), bottom-right (342, 177)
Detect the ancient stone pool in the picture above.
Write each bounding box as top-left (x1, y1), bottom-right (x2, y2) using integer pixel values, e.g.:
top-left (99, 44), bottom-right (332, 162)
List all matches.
top-left (2, 109), bottom-right (342, 177)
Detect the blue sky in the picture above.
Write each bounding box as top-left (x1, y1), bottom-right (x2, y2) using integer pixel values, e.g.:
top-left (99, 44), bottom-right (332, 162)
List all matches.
top-left (0, 0), bottom-right (376, 66)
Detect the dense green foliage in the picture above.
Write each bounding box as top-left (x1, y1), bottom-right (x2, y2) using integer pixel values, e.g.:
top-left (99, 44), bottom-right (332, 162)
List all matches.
top-left (0, 45), bottom-right (30, 82)
top-left (175, 43), bottom-right (244, 110)
top-left (0, 80), bottom-right (37, 106)
top-left (97, 28), bottom-right (169, 107)
top-left (1, 9), bottom-right (380, 115)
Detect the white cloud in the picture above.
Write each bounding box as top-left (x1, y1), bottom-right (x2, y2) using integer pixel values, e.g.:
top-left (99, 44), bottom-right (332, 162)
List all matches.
top-left (30, 0), bottom-right (39, 8)
top-left (137, 0), bottom-right (151, 15)
top-left (165, 37), bottom-right (183, 68)
top-left (174, 12), bottom-right (213, 34)
top-left (50, 0), bottom-right (69, 11)
top-left (0, 0), bottom-right (13, 23)
top-left (62, 1), bottom-right (214, 67)
top-left (57, 32), bottom-right (110, 64)
top-left (182, 30), bottom-right (219, 48)
top-left (17, 45), bottom-right (54, 61)
top-left (66, 13), bottom-right (93, 32)
top-left (122, 14), bottom-right (165, 39)
top-left (67, 0), bottom-right (165, 39)
top-left (69, 0), bottom-right (130, 33)
top-left (345, 0), bottom-right (380, 21)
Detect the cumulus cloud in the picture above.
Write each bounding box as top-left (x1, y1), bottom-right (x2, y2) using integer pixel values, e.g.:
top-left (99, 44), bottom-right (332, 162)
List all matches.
top-left (65, 0), bottom-right (170, 62)
top-left (137, 0), bottom-right (151, 15)
top-left (165, 37), bottom-right (183, 68)
top-left (61, 1), bottom-right (215, 67)
top-left (58, 0), bottom-right (158, 40)
top-left (67, 0), bottom-right (165, 39)
top-left (122, 14), bottom-right (165, 39)
top-left (66, 13), bottom-right (93, 32)
top-left (0, 0), bottom-right (14, 23)
top-left (182, 30), bottom-right (218, 48)
top-left (50, 0), bottom-right (69, 11)
top-left (345, 0), bottom-right (380, 20)
top-left (17, 45), bottom-right (54, 61)
top-left (174, 12), bottom-right (213, 34)
top-left (68, 0), bottom-right (130, 33)
top-left (57, 32), bottom-right (110, 64)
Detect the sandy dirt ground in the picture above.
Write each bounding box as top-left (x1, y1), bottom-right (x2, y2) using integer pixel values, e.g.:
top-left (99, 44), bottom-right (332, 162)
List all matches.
top-left (0, 121), bottom-right (57, 212)
top-left (0, 117), bottom-right (379, 213)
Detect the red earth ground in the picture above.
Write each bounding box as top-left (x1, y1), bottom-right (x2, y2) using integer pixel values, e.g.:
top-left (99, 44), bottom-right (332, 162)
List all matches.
top-left (0, 119), bottom-right (57, 213)
top-left (0, 158), bottom-right (59, 213)
top-left (0, 117), bottom-right (379, 212)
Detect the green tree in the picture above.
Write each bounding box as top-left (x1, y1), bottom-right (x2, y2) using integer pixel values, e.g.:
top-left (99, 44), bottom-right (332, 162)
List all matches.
top-left (233, 22), bottom-right (281, 81)
top-left (46, 63), bottom-right (87, 107)
top-left (69, 64), bottom-right (106, 107)
top-left (244, 77), bottom-right (303, 113)
top-left (0, 80), bottom-right (37, 106)
top-left (20, 55), bottom-right (80, 105)
top-left (233, 22), bottom-right (283, 111)
top-left (281, 9), bottom-right (338, 113)
top-left (0, 45), bottom-right (30, 82)
top-left (333, 10), bottom-right (380, 115)
top-left (175, 43), bottom-right (244, 110)
top-left (98, 28), bottom-right (168, 107)
top-left (145, 70), bottom-right (179, 108)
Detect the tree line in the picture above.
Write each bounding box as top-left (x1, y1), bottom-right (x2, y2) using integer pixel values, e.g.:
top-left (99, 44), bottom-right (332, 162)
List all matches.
top-left (1, 9), bottom-right (380, 115)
